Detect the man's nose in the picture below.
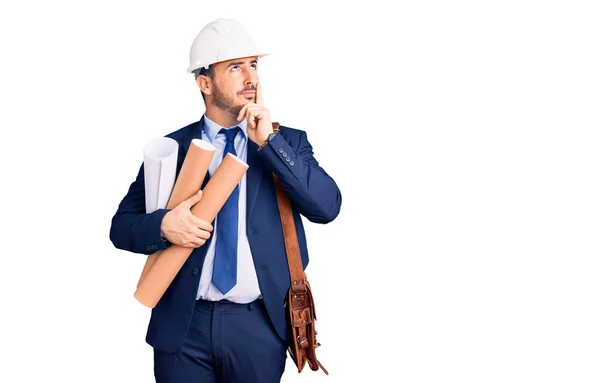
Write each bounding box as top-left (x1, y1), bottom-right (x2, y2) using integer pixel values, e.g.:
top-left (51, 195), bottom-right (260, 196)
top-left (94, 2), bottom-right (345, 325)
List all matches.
top-left (244, 71), bottom-right (257, 85)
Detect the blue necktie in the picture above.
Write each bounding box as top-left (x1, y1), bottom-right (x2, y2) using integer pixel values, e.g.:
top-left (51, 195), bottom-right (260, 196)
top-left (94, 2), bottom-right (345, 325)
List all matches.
top-left (212, 127), bottom-right (241, 294)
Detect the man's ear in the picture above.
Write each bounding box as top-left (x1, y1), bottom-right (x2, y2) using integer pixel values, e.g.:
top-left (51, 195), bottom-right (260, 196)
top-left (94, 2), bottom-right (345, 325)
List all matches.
top-left (196, 75), bottom-right (212, 96)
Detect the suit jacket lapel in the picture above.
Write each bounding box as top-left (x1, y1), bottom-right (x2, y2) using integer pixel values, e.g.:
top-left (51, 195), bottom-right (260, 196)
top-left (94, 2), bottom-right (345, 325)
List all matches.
top-left (246, 139), bottom-right (263, 221)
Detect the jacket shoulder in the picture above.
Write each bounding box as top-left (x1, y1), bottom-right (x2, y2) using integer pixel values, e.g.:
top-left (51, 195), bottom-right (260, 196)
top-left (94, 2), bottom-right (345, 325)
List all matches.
top-left (163, 120), bottom-right (202, 143)
top-left (276, 124), bottom-right (305, 141)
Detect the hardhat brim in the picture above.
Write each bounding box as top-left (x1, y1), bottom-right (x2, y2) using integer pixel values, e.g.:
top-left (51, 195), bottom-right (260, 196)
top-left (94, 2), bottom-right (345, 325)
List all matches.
top-left (187, 52), bottom-right (269, 73)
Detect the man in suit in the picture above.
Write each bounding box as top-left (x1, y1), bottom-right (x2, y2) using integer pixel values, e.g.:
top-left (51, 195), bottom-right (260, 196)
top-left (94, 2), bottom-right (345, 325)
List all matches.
top-left (109, 18), bottom-right (341, 382)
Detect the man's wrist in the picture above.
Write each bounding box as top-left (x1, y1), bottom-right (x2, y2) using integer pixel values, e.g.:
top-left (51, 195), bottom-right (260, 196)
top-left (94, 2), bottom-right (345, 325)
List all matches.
top-left (258, 132), bottom-right (278, 150)
top-left (160, 236), bottom-right (172, 248)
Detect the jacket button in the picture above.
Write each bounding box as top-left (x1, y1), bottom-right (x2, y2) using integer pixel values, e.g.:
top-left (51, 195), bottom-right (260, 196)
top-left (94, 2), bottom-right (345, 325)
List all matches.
top-left (192, 268), bottom-right (200, 275)
top-left (278, 148), bottom-right (284, 153)
top-left (285, 157), bottom-right (290, 162)
top-left (290, 160), bottom-right (295, 166)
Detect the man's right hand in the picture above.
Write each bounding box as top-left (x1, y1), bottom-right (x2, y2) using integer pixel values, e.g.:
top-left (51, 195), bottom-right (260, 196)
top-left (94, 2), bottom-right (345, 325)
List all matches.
top-left (160, 190), bottom-right (213, 248)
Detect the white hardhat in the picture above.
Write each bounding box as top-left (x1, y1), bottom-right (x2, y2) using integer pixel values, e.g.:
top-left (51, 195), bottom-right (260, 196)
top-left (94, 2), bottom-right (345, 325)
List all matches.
top-left (187, 18), bottom-right (268, 74)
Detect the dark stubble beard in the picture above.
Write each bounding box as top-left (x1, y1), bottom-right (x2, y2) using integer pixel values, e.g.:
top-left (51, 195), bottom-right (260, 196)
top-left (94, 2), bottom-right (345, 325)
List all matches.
top-left (212, 83), bottom-right (245, 117)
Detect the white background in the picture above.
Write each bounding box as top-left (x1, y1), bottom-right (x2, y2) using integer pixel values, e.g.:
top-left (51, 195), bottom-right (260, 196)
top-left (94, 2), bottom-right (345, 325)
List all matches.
top-left (1, 0), bottom-right (599, 382)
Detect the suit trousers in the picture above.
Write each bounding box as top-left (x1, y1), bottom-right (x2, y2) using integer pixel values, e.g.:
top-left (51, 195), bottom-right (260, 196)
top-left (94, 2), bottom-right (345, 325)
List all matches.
top-left (153, 299), bottom-right (288, 383)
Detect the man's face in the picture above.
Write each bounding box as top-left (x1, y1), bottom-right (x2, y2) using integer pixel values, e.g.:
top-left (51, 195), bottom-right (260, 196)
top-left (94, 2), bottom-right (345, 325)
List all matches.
top-left (209, 56), bottom-right (259, 116)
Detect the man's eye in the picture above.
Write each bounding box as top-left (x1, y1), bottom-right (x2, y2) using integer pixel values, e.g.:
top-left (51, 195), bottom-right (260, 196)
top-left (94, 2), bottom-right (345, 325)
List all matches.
top-left (231, 66), bottom-right (239, 71)
top-left (251, 64), bottom-right (257, 69)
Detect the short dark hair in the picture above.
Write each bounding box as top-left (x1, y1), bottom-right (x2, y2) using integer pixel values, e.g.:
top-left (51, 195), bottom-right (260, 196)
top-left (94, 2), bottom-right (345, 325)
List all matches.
top-left (194, 65), bottom-right (214, 101)
top-left (194, 65), bottom-right (214, 80)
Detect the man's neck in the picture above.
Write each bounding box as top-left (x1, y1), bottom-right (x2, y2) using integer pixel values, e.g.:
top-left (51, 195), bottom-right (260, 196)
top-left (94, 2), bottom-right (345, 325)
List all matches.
top-left (205, 107), bottom-right (238, 128)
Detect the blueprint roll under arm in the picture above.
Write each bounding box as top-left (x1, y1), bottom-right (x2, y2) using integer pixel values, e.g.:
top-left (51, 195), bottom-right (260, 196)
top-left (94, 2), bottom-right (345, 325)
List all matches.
top-left (138, 139), bottom-right (216, 288)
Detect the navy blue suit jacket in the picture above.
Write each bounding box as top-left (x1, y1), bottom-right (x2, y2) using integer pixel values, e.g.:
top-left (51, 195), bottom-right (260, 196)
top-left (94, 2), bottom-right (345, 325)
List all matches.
top-left (109, 117), bottom-right (342, 352)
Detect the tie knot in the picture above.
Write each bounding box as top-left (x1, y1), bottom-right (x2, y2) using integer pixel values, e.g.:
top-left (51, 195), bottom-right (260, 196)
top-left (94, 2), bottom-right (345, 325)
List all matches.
top-left (220, 127), bottom-right (240, 143)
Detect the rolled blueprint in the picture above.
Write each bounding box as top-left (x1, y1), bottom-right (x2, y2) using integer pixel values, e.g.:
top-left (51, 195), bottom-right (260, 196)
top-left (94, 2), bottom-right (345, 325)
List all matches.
top-left (143, 137), bottom-right (179, 213)
top-left (137, 139), bottom-right (216, 287)
top-left (134, 153), bottom-right (249, 308)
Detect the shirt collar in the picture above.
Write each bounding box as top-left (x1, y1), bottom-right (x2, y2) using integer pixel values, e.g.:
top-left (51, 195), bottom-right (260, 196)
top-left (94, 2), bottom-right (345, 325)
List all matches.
top-left (203, 114), bottom-right (248, 142)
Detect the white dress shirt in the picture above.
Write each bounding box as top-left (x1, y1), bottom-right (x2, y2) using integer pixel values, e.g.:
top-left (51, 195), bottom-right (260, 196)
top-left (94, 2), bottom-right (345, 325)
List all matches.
top-left (196, 114), bottom-right (262, 303)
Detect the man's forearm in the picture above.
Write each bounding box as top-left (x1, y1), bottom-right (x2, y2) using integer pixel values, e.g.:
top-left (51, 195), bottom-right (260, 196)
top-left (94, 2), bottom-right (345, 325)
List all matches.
top-left (109, 164), bottom-right (171, 254)
top-left (257, 131), bottom-right (342, 223)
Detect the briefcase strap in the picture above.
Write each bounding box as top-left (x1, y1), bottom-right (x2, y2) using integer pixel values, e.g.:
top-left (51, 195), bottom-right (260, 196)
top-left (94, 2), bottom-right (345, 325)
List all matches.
top-left (270, 123), bottom-right (307, 293)
top-left (273, 173), bottom-right (307, 293)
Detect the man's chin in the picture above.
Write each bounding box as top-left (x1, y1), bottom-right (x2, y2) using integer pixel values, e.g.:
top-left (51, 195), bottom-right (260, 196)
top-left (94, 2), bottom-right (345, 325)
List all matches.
top-left (231, 104), bottom-right (245, 117)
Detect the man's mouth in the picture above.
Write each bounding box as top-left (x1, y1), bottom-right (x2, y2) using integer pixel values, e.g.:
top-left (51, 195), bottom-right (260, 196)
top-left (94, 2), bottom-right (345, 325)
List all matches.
top-left (239, 87), bottom-right (256, 96)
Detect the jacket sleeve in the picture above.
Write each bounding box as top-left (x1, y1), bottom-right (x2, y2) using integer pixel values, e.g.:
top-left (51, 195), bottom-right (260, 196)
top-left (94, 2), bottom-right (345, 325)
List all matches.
top-left (109, 163), bottom-right (171, 255)
top-left (257, 130), bottom-right (342, 223)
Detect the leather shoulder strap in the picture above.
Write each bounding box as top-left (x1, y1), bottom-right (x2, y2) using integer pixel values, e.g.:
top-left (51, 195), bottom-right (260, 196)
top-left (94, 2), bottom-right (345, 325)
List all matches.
top-left (273, 174), bottom-right (306, 289)
top-left (271, 122), bottom-right (307, 293)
